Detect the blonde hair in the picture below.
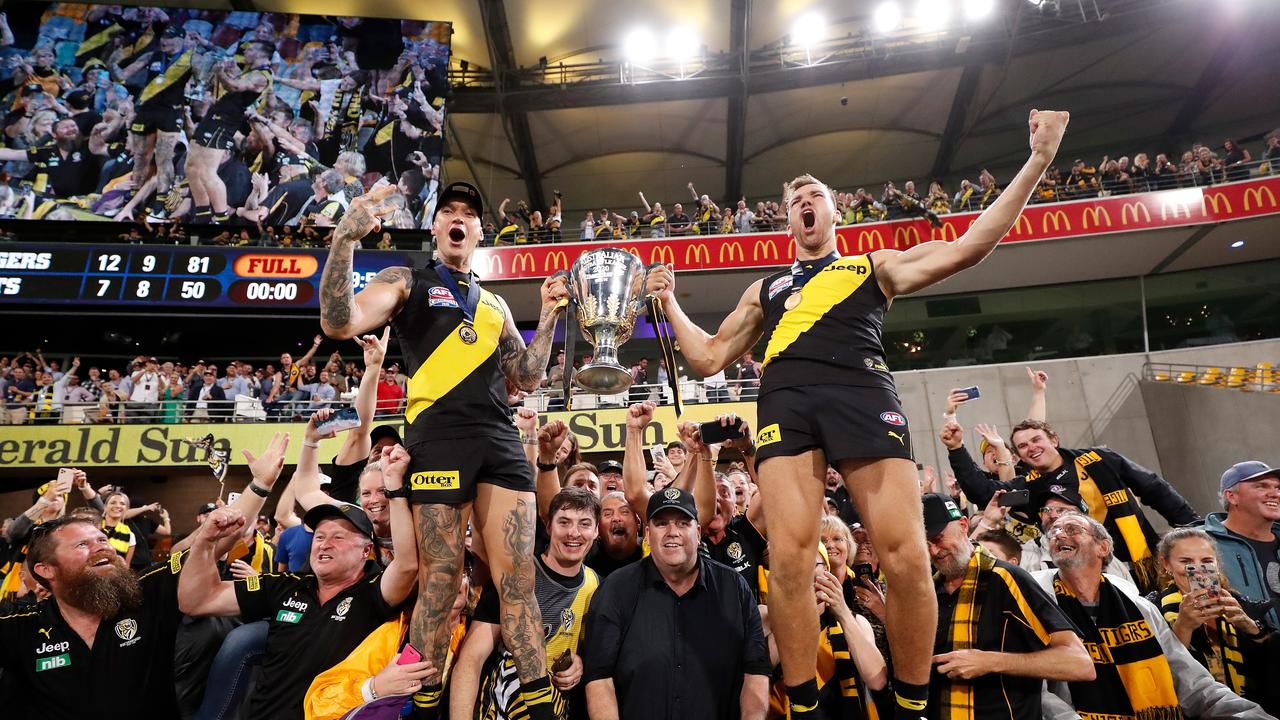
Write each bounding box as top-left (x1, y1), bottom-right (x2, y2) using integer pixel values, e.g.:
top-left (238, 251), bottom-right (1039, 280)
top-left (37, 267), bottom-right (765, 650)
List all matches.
top-left (783, 173), bottom-right (838, 212)
top-left (818, 515), bottom-right (856, 568)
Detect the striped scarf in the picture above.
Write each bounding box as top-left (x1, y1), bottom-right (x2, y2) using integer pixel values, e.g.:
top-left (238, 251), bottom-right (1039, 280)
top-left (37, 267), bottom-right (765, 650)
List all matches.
top-left (936, 544), bottom-right (997, 720)
top-left (1054, 575), bottom-right (1182, 720)
top-left (823, 613), bottom-right (881, 720)
top-left (1026, 450), bottom-right (1161, 594)
top-left (1156, 586), bottom-right (1249, 696)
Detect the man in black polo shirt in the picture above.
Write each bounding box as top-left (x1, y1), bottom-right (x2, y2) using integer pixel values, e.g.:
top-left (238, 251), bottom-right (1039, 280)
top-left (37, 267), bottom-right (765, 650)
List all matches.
top-left (0, 118), bottom-right (102, 197)
top-left (179, 448), bottom-right (417, 720)
top-left (0, 516), bottom-right (185, 719)
top-left (586, 492), bottom-right (644, 578)
top-left (704, 468), bottom-right (768, 600)
top-left (923, 493), bottom-right (1093, 720)
top-left (581, 487), bottom-right (770, 720)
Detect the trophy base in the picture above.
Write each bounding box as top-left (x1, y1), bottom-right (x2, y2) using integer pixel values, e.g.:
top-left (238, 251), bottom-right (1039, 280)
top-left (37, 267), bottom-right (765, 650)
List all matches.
top-left (575, 363), bottom-right (634, 395)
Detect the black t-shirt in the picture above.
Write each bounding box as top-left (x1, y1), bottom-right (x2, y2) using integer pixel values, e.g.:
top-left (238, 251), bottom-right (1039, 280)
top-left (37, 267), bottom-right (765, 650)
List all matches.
top-left (262, 179), bottom-right (316, 226)
top-left (27, 143), bottom-right (102, 197)
top-left (585, 538), bottom-right (644, 579)
top-left (1227, 529), bottom-right (1280, 607)
top-left (234, 567), bottom-right (400, 720)
top-left (0, 552), bottom-right (187, 720)
top-left (932, 557), bottom-right (1078, 720)
top-left (667, 212), bottom-right (691, 232)
top-left (705, 516), bottom-right (767, 598)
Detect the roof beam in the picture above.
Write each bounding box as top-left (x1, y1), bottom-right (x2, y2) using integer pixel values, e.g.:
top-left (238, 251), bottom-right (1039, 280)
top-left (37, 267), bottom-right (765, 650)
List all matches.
top-left (477, 0), bottom-right (546, 212)
top-left (929, 63), bottom-right (983, 179)
top-left (450, 5), bottom-right (1176, 115)
top-left (724, 0), bottom-right (750, 202)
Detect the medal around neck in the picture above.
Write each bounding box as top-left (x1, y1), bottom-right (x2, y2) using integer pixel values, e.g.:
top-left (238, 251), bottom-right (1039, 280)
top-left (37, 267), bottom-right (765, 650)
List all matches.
top-left (458, 323), bottom-right (478, 344)
top-left (784, 291), bottom-right (802, 310)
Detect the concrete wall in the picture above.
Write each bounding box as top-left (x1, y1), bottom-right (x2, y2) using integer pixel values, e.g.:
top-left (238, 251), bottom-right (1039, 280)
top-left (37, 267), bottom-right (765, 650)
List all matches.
top-left (896, 338), bottom-right (1280, 523)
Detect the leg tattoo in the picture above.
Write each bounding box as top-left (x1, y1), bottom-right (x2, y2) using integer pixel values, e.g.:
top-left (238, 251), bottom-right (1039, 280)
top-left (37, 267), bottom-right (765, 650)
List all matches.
top-left (409, 504), bottom-right (466, 686)
top-left (497, 499), bottom-right (547, 683)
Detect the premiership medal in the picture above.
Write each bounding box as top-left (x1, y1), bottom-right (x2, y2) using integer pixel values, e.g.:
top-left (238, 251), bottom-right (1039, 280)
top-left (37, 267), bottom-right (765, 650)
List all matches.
top-left (784, 291), bottom-right (802, 310)
top-left (458, 323), bottom-right (478, 344)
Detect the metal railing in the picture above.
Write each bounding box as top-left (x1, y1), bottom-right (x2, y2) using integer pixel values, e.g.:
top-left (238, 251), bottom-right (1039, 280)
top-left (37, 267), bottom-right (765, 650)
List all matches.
top-left (1, 378), bottom-right (761, 425)
top-left (1143, 361), bottom-right (1280, 392)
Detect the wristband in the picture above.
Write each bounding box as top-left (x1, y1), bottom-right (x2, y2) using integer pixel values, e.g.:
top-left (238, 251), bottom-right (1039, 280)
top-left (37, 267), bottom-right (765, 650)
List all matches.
top-left (362, 677), bottom-right (378, 702)
top-left (994, 460), bottom-right (1012, 467)
top-left (521, 437), bottom-right (538, 446)
top-left (536, 461), bottom-right (558, 472)
top-left (385, 485), bottom-right (411, 500)
top-left (301, 440), bottom-right (320, 449)
top-left (248, 482), bottom-right (271, 498)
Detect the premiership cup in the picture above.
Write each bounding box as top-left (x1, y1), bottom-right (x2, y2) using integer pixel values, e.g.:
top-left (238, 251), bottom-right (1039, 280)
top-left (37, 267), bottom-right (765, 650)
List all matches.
top-left (564, 248), bottom-right (650, 394)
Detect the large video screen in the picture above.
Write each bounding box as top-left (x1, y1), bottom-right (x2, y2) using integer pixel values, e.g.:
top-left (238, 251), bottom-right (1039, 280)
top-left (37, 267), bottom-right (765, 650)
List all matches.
top-left (0, 3), bottom-right (449, 230)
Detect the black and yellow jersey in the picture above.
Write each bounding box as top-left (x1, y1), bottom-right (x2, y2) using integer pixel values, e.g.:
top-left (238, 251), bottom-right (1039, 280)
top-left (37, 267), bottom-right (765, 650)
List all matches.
top-left (207, 67), bottom-right (272, 119)
top-left (139, 49), bottom-right (193, 107)
top-left (102, 520), bottom-right (134, 557)
top-left (392, 262), bottom-right (516, 443)
top-left (756, 253), bottom-right (894, 394)
top-left (473, 557), bottom-right (599, 720)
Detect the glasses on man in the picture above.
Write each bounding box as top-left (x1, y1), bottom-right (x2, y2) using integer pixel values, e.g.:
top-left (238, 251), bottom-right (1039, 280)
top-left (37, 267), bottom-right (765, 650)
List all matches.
top-left (1046, 524), bottom-right (1088, 539)
top-left (1039, 505), bottom-right (1073, 517)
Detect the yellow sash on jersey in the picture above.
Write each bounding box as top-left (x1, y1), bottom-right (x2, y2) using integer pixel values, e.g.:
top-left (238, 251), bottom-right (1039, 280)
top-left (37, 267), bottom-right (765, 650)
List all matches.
top-left (140, 50), bottom-right (193, 105)
top-left (405, 287), bottom-right (505, 424)
top-left (762, 255), bottom-right (874, 368)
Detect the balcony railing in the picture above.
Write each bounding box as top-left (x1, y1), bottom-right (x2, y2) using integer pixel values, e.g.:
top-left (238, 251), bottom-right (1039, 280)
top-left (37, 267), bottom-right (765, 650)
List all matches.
top-left (2, 379), bottom-right (759, 425)
top-left (1143, 361), bottom-right (1280, 392)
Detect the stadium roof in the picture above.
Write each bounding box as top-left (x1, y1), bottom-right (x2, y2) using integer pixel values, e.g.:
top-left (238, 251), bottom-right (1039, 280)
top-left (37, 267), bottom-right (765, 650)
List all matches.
top-left (164, 0), bottom-right (1278, 215)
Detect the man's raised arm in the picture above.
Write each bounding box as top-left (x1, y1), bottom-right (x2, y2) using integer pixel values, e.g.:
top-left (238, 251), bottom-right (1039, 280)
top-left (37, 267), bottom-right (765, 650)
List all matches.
top-left (320, 185), bottom-right (410, 339)
top-left (644, 268), bottom-right (764, 378)
top-left (875, 110), bottom-right (1069, 300)
top-left (496, 275), bottom-right (567, 392)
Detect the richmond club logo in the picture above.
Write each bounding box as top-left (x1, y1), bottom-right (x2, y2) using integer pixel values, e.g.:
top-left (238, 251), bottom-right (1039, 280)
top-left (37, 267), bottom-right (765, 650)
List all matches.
top-left (115, 619), bottom-right (140, 646)
top-left (336, 597), bottom-right (352, 617)
top-left (664, 488), bottom-right (680, 500)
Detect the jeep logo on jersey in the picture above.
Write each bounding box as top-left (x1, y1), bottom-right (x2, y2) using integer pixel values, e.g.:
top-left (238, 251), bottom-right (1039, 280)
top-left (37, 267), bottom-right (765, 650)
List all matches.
top-left (37, 641), bottom-right (70, 655)
top-left (880, 412), bottom-right (906, 426)
top-left (114, 619), bottom-right (137, 642)
top-left (283, 596), bottom-right (309, 613)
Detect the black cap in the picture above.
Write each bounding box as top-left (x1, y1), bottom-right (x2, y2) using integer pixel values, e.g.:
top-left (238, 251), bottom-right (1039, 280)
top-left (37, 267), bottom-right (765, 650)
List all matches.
top-left (369, 424), bottom-right (403, 447)
top-left (303, 502), bottom-right (375, 541)
top-left (922, 493), bottom-right (963, 537)
top-left (4, 110), bottom-right (26, 128)
top-left (647, 487), bottom-right (698, 522)
top-left (161, 26), bottom-right (183, 39)
top-left (1041, 484), bottom-right (1087, 514)
top-left (597, 460), bottom-right (623, 475)
top-left (433, 181), bottom-right (483, 218)
top-left (197, 502), bottom-right (218, 516)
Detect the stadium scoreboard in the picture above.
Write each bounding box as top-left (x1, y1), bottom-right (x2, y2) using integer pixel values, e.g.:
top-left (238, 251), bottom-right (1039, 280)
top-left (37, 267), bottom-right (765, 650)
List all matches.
top-left (0, 245), bottom-right (411, 309)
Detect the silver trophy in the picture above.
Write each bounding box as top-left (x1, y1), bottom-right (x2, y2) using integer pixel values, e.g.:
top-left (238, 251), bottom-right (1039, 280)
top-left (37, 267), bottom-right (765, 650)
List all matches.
top-left (565, 248), bottom-right (650, 394)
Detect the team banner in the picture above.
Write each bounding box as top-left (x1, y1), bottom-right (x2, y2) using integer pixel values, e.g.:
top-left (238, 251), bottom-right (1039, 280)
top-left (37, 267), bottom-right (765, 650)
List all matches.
top-left (0, 402), bottom-right (756, 470)
top-left (471, 176), bottom-right (1280, 281)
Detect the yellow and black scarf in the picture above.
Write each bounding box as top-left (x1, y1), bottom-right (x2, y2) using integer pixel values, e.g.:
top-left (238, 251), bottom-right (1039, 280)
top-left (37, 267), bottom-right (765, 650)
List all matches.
top-left (1157, 586), bottom-right (1249, 696)
top-left (324, 89), bottom-right (363, 152)
top-left (823, 613), bottom-right (882, 720)
top-left (935, 544), bottom-right (998, 720)
top-left (1026, 449), bottom-right (1161, 594)
top-left (1054, 575), bottom-right (1182, 720)
top-left (102, 520), bottom-right (133, 557)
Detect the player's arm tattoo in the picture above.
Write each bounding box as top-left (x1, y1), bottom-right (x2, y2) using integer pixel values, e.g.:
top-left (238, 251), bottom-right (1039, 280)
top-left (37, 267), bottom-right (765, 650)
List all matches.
top-left (498, 498), bottom-right (548, 682)
top-left (499, 303), bottom-right (555, 392)
top-left (319, 240), bottom-right (356, 331)
top-left (409, 504), bottom-right (466, 686)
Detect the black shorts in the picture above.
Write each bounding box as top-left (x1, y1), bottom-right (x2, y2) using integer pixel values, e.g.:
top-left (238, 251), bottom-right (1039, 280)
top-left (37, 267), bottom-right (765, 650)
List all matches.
top-left (405, 433), bottom-right (534, 505)
top-left (193, 113), bottom-right (241, 152)
top-left (130, 103), bottom-right (183, 135)
top-left (754, 384), bottom-right (914, 466)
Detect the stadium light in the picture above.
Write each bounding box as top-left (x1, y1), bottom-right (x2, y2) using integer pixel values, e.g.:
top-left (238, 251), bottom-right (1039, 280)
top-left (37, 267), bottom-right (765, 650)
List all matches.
top-left (666, 26), bottom-right (699, 61)
top-left (873, 2), bottom-right (904, 33)
top-left (1231, 240), bottom-right (1245, 248)
top-left (623, 27), bottom-right (656, 64)
top-left (965, 0), bottom-right (995, 20)
top-left (916, 0), bottom-right (952, 30)
top-left (791, 11), bottom-right (825, 48)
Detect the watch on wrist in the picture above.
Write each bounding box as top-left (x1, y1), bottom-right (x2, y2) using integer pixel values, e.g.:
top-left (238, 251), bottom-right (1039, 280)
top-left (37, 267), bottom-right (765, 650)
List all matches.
top-left (248, 481), bottom-right (271, 498)
top-left (384, 485), bottom-right (411, 500)
top-left (536, 461), bottom-right (558, 472)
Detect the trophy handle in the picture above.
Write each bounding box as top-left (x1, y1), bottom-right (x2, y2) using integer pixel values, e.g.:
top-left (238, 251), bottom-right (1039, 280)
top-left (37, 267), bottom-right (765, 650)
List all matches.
top-left (642, 262), bottom-right (667, 300)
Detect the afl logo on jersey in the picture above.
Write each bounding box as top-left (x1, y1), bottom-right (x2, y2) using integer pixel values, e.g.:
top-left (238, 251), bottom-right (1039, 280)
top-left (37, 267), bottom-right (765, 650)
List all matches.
top-left (428, 287), bottom-right (458, 308)
top-left (880, 412), bottom-right (906, 426)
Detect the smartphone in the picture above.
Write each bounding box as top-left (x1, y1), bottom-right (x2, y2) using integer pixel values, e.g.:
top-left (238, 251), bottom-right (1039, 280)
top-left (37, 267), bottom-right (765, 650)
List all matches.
top-left (957, 385), bottom-right (981, 401)
top-left (1185, 563), bottom-right (1221, 594)
top-left (699, 419), bottom-right (745, 445)
top-left (854, 563), bottom-right (875, 581)
top-left (56, 468), bottom-right (74, 492)
top-left (650, 444), bottom-right (668, 467)
top-left (397, 643), bottom-right (423, 665)
top-left (227, 491), bottom-right (241, 505)
top-left (316, 406), bottom-right (361, 435)
top-left (550, 648), bottom-right (573, 673)
top-left (997, 489), bottom-right (1030, 507)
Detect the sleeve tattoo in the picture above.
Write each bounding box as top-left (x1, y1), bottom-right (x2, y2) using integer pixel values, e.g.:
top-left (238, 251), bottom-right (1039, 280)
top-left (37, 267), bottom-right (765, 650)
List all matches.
top-left (499, 305), bottom-right (556, 392)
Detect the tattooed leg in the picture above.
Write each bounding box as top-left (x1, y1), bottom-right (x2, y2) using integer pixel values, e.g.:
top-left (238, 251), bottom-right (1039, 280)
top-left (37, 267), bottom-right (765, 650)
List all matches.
top-left (475, 484), bottom-right (547, 682)
top-left (409, 502), bottom-right (469, 686)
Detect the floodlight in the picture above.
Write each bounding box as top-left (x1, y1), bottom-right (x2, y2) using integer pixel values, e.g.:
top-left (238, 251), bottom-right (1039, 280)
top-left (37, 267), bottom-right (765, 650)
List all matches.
top-left (965, 0), bottom-right (995, 19)
top-left (791, 11), bottom-right (825, 48)
top-left (623, 27), bottom-right (655, 64)
top-left (874, 2), bottom-right (904, 32)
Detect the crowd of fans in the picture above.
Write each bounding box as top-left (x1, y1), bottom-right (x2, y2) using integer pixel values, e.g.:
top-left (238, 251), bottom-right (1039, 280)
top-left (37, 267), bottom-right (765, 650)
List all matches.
top-left (0, 6), bottom-right (447, 233)
top-left (480, 133), bottom-right (1280, 246)
top-left (2, 332), bottom-right (1277, 719)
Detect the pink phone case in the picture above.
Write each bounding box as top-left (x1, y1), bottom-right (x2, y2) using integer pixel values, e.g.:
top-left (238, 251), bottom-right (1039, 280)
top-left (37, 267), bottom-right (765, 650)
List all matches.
top-left (397, 643), bottom-right (422, 665)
